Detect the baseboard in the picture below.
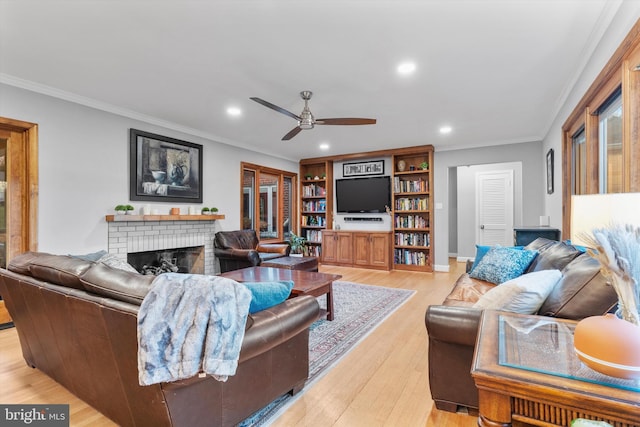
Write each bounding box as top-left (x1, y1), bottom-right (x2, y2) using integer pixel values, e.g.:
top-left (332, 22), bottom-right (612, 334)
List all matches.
top-left (433, 264), bottom-right (450, 272)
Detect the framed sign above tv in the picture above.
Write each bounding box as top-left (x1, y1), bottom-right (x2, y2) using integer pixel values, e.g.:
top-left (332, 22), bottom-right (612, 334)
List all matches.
top-left (343, 160), bottom-right (384, 177)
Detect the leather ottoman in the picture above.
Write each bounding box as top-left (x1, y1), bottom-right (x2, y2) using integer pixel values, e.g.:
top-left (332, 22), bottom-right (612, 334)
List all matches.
top-left (261, 256), bottom-right (319, 272)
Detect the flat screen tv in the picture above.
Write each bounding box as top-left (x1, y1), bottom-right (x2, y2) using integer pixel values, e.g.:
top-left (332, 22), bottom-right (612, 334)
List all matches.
top-left (336, 176), bottom-right (391, 213)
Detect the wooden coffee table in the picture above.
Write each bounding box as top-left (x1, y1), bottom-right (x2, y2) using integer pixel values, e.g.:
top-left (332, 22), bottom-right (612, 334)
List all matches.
top-left (471, 310), bottom-right (640, 427)
top-left (260, 256), bottom-right (318, 272)
top-left (220, 267), bottom-right (341, 320)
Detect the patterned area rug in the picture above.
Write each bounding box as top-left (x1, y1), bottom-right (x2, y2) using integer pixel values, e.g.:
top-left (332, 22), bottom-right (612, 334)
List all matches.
top-left (239, 281), bottom-right (416, 426)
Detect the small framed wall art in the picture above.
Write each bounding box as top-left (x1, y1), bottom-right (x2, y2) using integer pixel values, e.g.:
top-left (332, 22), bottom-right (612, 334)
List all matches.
top-left (129, 129), bottom-right (203, 203)
top-left (343, 160), bottom-right (385, 177)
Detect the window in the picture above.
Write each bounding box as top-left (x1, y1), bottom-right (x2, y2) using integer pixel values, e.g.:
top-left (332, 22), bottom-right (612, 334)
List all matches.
top-left (597, 90), bottom-right (623, 193)
top-left (241, 162), bottom-right (296, 242)
top-left (571, 127), bottom-right (587, 195)
top-left (242, 169), bottom-right (255, 230)
top-left (562, 20), bottom-right (640, 236)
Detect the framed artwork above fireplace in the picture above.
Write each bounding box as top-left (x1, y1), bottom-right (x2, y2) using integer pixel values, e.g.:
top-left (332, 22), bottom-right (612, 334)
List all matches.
top-left (129, 129), bottom-right (203, 203)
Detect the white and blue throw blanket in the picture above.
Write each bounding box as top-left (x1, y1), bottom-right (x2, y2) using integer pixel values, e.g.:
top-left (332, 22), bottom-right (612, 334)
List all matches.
top-left (137, 273), bottom-right (252, 386)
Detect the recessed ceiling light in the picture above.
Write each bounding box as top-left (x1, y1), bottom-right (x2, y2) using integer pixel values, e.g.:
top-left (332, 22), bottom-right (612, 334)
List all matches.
top-left (439, 126), bottom-right (453, 134)
top-left (226, 106), bottom-right (242, 117)
top-left (319, 143), bottom-right (330, 150)
top-left (397, 61), bottom-right (416, 75)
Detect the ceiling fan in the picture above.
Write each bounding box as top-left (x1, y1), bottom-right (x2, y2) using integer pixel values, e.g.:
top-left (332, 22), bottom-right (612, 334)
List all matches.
top-left (250, 91), bottom-right (376, 140)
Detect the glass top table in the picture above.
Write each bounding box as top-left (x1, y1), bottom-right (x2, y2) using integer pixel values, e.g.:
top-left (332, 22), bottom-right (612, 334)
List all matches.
top-left (498, 314), bottom-right (640, 393)
top-left (472, 311), bottom-right (640, 427)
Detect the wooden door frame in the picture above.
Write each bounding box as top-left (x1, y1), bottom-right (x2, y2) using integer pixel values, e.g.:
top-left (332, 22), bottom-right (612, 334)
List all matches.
top-left (0, 117), bottom-right (38, 262)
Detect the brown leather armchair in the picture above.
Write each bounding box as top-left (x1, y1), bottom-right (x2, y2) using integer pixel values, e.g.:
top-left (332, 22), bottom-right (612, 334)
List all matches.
top-left (214, 230), bottom-right (290, 273)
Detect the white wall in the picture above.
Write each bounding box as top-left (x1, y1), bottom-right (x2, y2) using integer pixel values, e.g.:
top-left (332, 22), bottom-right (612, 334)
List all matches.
top-left (456, 161), bottom-right (523, 260)
top-left (0, 84), bottom-right (298, 255)
top-left (543, 2), bottom-right (640, 228)
top-left (433, 142), bottom-right (543, 271)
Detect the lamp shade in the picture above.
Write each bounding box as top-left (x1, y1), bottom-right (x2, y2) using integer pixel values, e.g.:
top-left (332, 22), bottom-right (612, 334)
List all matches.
top-left (570, 193), bottom-right (640, 247)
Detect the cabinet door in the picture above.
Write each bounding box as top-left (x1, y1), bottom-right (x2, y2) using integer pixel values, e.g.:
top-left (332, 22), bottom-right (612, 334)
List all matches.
top-left (353, 234), bottom-right (370, 266)
top-left (369, 233), bottom-right (390, 268)
top-left (322, 231), bottom-right (338, 263)
top-left (336, 232), bottom-right (353, 264)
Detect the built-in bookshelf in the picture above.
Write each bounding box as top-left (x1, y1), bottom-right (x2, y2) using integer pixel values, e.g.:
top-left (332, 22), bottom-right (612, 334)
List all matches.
top-left (392, 147), bottom-right (434, 272)
top-left (299, 160), bottom-right (333, 258)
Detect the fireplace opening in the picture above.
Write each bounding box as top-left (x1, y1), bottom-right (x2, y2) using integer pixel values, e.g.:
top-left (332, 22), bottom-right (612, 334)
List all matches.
top-left (127, 246), bottom-right (205, 275)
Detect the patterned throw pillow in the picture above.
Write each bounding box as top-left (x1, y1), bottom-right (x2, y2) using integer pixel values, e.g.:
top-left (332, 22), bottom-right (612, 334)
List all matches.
top-left (470, 244), bottom-right (525, 272)
top-left (469, 247), bottom-right (538, 284)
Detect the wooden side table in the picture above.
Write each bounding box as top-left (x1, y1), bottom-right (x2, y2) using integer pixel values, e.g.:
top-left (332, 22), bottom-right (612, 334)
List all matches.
top-left (471, 311), bottom-right (640, 427)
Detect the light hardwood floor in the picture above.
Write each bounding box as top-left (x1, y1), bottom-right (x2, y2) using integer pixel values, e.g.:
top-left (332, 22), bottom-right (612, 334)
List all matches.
top-left (0, 260), bottom-right (477, 427)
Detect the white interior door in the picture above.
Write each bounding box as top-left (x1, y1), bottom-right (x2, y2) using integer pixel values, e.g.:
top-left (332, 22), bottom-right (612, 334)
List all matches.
top-left (476, 170), bottom-right (514, 246)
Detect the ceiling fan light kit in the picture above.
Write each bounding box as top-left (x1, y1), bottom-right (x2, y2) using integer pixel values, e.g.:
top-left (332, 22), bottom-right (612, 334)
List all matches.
top-left (250, 91), bottom-right (376, 140)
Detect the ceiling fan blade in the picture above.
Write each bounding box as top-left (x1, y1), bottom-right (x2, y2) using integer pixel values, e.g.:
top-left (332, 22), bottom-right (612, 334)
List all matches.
top-left (315, 118), bottom-right (377, 125)
top-left (250, 97), bottom-right (301, 121)
top-left (282, 126), bottom-right (303, 141)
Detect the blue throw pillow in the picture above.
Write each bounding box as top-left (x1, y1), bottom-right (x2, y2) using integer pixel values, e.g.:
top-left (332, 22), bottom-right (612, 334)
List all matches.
top-left (241, 280), bottom-right (294, 314)
top-left (469, 247), bottom-right (538, 285)
top-left (470, 244), bottom-right (524, 272)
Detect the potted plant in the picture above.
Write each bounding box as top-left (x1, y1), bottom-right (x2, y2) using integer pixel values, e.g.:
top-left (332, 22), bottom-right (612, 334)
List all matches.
top-left (420, 161), bottom-right (429, 170)
top-left (289, 232), bottom-right (308, 257)
top-left (125, 204), bottom-right (135, 214)
top-left (201, 207), bottom-right (210, 215)
top-left (210, 207), bottom-right (219, 213)
top-left (115, 204), bottom-right (127, 215)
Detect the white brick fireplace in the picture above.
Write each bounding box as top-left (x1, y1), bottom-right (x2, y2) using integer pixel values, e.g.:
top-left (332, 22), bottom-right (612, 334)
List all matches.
top-left (106, 216), bottom-right (222, 275)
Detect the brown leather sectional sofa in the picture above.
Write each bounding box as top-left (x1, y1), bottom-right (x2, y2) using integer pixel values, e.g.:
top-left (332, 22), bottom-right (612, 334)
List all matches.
top-left (425, 238), bottom-right (618, 413)
top-left (0, 251), bottom-right (319, 427)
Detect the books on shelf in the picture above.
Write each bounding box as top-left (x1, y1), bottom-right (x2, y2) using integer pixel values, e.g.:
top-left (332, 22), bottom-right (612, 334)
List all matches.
top-left (302, 184), bottom-right (326, 197)
top-left (304, 229), bottom-right (323, 243)
top-left (301, 215), bottom-right (326, 227)
top-left (394, 248), bottom-right (429, 266)
top-left (395, 197), bottom-right (428, 211)
top-left (393, 176), bottom-right (428, 193)
top-left (306, 245), bottom-right (321, 257)
top-left (394, 232), bottom-right (430, 247)
top-left (394, 214), bottom-right (429, 229)
top-left (302, 199), bottom-right (326, 212)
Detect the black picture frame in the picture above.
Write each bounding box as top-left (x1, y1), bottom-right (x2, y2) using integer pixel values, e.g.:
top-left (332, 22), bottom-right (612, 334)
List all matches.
top-left (546, 148), bottom-right (554, 194)
top-left (343, 160), bottom-right (385, 177)
top-left (129, 129), bottom-right (203, 203)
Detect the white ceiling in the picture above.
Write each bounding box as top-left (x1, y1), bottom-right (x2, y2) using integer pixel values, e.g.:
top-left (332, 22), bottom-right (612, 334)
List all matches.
top-left (0, 0), bottom-right (619, 161)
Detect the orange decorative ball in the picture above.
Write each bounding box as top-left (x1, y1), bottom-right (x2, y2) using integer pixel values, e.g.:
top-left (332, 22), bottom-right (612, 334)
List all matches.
top-left (574, 314), bottom-right (640, 379)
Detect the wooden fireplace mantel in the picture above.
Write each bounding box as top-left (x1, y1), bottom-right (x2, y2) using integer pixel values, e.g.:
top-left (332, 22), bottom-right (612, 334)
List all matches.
top-left (105, 214), bottom-right (225, 222)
